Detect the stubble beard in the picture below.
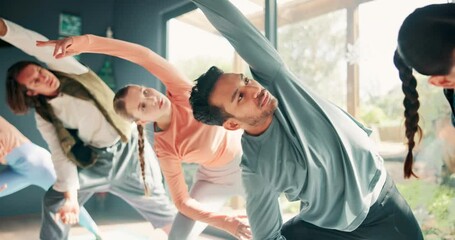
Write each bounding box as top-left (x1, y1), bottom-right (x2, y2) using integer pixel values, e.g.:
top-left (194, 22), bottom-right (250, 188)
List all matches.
top-left (244, 98), bottom-right (278, 127)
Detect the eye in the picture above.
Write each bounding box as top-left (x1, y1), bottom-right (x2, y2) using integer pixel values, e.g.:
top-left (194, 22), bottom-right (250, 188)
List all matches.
top-left (244, 78), bottom-right (250, 85)
top-left (140, 103), bottom-right (146, 111)
top-left (238, 93), bottom-right (244, 102)
top-left (143, 89), bottom-right (149, 95)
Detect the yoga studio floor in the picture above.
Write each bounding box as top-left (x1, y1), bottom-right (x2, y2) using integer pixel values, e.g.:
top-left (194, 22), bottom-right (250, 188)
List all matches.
top-left (0, 189), bottom-right (232, 240)
top-left (0, 162), bottom-right (408, 240)
top-left (0, 213), bottom-right (228, 240)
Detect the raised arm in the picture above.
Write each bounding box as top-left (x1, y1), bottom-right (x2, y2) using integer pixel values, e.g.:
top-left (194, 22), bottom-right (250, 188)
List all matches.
top-left (242, 170), bottom-right (284, 239)
top-left (192, 0), bottom-right (284, 83)
top-left (0, 18), bottom-right (87, 74)
top-left (37, 34), bottom-right (191, 95)
top-left (158, 155), bottom-right (251, 239)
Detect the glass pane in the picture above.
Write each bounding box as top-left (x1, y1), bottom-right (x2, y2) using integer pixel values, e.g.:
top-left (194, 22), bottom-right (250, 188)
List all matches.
top-left (277, 5), bottom-right (347, 108)
top-left (168, 12), bottom-right (235, 79)
top-left (168, 0), bottom-right (265, 79)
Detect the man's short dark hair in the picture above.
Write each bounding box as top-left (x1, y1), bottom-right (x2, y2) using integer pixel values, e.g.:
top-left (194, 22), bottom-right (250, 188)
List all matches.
top-left (189, 66), bottom-right (232, 126)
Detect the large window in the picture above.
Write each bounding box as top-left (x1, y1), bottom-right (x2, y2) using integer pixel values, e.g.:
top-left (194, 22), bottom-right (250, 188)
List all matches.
top-left (167, 1), bottom-right (265, 79)
top-left (278, 6), bottom-right (347, 108)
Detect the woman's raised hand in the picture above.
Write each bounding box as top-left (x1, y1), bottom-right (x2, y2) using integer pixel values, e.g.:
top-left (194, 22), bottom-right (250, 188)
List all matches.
top-left (36, 37), bottom-right (77, 59)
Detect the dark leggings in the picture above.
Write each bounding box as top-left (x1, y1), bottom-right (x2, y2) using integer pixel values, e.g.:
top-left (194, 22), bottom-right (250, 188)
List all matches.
top-left (281, 175), bottom-right (423, 240)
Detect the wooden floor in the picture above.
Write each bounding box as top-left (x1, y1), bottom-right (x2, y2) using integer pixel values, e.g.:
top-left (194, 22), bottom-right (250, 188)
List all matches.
top-left (0, 213), bottom-right (227, 240)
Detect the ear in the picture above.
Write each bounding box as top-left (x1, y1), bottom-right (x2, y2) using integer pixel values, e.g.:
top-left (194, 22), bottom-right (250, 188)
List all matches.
top-left (429, 76), bottom-right (454, 88)
top-left (222, 118), bottom-right (241, 131)
top-left (26, 90), bottom-right (38, 96)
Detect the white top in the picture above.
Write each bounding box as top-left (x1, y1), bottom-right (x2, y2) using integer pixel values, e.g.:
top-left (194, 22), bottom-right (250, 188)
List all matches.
top-left (1, 19), bottom-right (120, 192)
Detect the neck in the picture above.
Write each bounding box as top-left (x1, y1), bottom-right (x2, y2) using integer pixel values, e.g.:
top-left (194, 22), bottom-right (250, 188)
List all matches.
top-left (154, 106), bottom-right (172, 131)
top-left (43, 89), bottom-right (60, 100)
top-left (244, 115), bottom-right (273, 136)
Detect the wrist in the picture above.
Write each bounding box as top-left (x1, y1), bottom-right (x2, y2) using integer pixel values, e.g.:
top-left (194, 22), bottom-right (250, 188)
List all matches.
top-left (63, 190), bottom-right (78, 201)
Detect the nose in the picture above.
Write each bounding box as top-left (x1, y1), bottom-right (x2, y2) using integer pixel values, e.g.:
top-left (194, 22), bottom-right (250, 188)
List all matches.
top-left (244, 85), bottom-right (262, 99)
top-left (147, 96), bottom-right (159, 106)
top-left (38, 73), bottom-right (48, 84)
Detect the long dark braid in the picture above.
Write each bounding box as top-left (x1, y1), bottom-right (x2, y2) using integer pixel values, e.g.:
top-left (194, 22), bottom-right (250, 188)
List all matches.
top-left (137, 124), bottom-right (150, 196)
top-left (393, 50), bottom-right (422, 178)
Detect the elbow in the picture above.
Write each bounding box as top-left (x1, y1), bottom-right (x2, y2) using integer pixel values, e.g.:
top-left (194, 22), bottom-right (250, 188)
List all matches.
top-left (173, 199), bottom-right (186, 212)
top-left (173, 197), bottom-right (194, 216)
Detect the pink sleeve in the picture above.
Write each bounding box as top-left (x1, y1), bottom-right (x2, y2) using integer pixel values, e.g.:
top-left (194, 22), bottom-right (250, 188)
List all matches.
top-left (69, 34), bottom-right (191, 95)
top-left (0, 116), bottom-right (29, 161)
top-left (157, 153), bottom-right (241, 235)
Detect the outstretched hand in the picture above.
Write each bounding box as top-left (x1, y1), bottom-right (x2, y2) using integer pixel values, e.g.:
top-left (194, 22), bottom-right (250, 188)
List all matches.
top-left (227, 215), bottom-right (252, 240)
top-left (36, 37), bottom-right (77, 59)
top-left (55, 198), bottom-right (80, 225)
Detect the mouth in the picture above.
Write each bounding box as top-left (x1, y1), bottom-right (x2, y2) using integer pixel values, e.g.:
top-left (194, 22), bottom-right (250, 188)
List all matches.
top-left (259, 89), bottom-right (269, 108)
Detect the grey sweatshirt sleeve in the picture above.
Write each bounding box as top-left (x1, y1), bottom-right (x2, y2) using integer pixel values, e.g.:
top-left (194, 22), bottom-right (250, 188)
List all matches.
top-left (242, 169), bottom-right (286, 240)
top-left (192, 0), bottom-right (284, 83)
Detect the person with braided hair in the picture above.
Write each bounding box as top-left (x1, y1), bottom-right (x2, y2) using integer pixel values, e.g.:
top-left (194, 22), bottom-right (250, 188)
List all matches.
top-left (38, 31), bottom-right (251, 239)
top-left (395, 3), bottom-right (455, 179)
top-left (187, 0), bottom-right (423, 239)
top-left (1, 18), bottom-right (176, 239)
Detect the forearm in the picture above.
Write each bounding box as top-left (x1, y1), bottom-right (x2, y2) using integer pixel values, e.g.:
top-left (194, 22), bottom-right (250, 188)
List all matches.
top-left (70, 34), bottom-right (191, 88)
top-left (243, 171), bottom-right (284, 239)
top-left (0, 19), bottom-right (87, 74)
top-left (62, 189), bottom-right (78, 201)
top-left (176, 198), bottom-right (241, 234)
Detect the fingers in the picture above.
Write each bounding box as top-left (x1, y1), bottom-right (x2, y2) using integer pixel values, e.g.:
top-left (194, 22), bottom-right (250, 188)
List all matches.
top-left (36, 40), bottom-right (56, 46)
top-left (55, 50), bottom-right (76, 59)
top-left (237, 224), bottom-right (253, 240)
top-left (53, 43), bottom-right (62, 58)
top-left (35, 40), bottom-right (63, 57)
top-left (237, 224), bottom-right (252, 240)
top-left (36, 39), bottom-right (72, 58)
top-left (56, 209), bottom-right (79, 225)
top-left (60, 212), bottom-right (79, 225)
top-left (54, 212), bottom-right (61, 222)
